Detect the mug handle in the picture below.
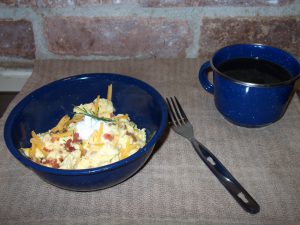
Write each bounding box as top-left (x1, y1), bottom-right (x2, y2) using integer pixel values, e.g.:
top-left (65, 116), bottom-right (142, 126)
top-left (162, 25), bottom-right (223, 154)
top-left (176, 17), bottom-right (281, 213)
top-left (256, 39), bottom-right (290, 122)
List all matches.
top-left (199, 61), bottom-right (214, 94)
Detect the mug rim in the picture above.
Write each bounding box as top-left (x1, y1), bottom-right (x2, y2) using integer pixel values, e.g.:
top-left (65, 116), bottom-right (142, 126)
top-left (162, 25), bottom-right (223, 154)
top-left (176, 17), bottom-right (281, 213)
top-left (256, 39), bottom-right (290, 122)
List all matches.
top-left (210, 43), bottom-right (300, 87)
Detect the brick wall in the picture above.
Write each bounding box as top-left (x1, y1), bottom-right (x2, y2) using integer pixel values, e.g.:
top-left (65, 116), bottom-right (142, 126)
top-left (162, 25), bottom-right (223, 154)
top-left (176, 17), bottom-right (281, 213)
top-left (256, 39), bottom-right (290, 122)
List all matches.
top-left (0, 0), bottom-right (299, 62)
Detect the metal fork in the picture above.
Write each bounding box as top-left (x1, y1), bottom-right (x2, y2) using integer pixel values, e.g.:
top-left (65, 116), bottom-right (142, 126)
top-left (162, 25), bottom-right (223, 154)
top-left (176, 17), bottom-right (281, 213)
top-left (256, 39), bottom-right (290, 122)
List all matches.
top-left (166, 96), bottom-right (260, 214)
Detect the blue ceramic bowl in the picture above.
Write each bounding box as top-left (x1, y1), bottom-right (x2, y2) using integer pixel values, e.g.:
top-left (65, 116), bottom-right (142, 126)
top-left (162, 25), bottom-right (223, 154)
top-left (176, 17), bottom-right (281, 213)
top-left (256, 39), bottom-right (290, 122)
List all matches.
top-left (4, 73), bottom-right (168, 191)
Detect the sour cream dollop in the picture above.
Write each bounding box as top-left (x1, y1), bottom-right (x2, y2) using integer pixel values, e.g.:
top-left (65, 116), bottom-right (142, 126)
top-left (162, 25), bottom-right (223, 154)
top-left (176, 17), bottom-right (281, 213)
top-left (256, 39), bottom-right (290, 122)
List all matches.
top-left (75, 116), bottom-right (110, 140)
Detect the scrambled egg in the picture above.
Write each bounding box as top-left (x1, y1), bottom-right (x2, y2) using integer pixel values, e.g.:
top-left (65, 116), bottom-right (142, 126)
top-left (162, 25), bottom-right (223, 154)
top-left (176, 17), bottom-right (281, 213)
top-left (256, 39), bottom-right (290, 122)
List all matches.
top-left (22, 91), bottom-right (146, 169)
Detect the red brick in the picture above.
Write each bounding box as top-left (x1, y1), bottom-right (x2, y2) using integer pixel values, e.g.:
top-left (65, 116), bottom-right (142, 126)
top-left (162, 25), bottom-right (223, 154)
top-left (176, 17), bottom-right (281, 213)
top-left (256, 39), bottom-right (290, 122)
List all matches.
top-left (199, 17), bottom-right (300, 58)
top-left (0, 20), bottom-right (35, 59)
top-left (140, 0), bottom-right (295, 7)
top-left (0, 0), bottom-right (16, 6)
top-left (44, 17), bottom-right (192, 58)
top-left (18, 0), bottom-right (37, 7)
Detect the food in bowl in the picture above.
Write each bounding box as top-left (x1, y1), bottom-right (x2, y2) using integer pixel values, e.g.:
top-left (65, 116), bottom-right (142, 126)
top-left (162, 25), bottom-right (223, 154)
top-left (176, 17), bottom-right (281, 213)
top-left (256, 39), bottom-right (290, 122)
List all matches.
top-left (4, 73), bottom-right (168, 191)
top-left (22, 85), bottom-right (146, 169)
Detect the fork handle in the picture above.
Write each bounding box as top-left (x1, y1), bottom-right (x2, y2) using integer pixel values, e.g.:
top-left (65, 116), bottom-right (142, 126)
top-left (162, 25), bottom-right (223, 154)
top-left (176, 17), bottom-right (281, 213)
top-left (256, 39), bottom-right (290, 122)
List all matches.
top-left (190, 138), bottom-right (260, 214)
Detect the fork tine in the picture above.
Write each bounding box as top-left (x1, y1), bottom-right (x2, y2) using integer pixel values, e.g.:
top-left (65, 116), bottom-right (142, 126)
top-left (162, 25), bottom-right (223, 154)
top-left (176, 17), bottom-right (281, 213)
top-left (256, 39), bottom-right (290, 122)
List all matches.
top-left (166, 98), bottom-right (178, 126)
top-left (174, 96), bottom-right (188, 122)
top-left (167, 97), bottom-right (189, 126)
top-left (170, 97), bottom-right (183, 125)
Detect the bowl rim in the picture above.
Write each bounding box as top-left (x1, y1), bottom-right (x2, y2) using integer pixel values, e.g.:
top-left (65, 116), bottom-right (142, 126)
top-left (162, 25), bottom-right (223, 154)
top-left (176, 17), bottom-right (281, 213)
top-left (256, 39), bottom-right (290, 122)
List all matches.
top-left (4, 73), bottom-right (168, 175)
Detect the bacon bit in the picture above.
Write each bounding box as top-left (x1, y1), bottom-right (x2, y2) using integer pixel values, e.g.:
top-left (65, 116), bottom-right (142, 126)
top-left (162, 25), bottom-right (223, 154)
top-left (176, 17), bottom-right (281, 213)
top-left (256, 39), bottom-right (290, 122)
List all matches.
top-left (43, 147), bottom-right (52, 152)
top-left (44, 159), bottom-right (60, 168)
top-left (63, 133), bottom-right (81, 152)
top-left (59, 157), bottom-right (64, 163)
top-left (65, 139), bottom-right (75, 152)
top-left (50, 136), bottom-right (59, 142)
top-left (103, 133), bottom-right (114, 141)
top-left (73, 132), bottom-right (81, 143)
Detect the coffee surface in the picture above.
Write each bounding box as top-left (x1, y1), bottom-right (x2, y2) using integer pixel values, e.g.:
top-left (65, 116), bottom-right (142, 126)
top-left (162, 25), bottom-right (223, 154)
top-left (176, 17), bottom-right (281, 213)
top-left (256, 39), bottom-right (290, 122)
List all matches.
top-left (218, 58), bottom-right (292, 84)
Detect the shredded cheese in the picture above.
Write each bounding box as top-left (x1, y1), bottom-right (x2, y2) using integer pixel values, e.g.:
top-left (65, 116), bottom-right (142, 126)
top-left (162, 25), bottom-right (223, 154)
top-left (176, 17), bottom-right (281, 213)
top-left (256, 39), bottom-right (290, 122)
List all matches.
top-left (22, 85), bottom-right (146, 169)
top-left (107, 84), bottom-right (112, 101)
top-left (51, 115), bottom-right (70, 133)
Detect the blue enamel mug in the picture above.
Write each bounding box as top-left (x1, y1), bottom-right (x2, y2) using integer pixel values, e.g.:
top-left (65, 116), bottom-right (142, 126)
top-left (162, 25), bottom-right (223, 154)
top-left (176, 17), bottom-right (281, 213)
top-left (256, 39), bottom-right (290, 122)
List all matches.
top-left (199, 44), bottom-right (300, 127)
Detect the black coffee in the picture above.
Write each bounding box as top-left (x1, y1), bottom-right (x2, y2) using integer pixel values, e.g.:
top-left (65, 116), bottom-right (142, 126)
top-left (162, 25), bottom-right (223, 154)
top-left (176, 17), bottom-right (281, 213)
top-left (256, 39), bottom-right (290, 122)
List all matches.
top-left (218, 58), bottom-right (292, 84)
